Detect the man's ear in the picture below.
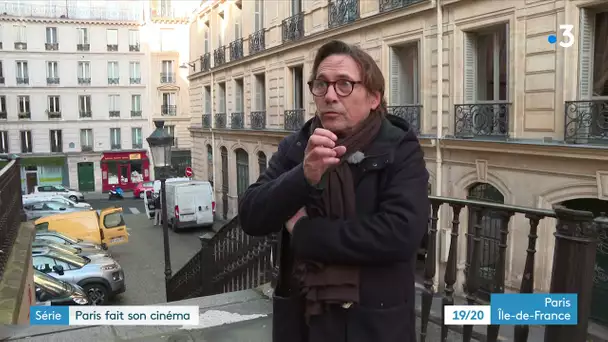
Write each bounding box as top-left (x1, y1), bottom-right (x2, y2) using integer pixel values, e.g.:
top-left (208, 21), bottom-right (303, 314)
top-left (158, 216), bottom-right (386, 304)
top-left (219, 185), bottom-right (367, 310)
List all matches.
top-left (369, 91), bottom-right (381, 109)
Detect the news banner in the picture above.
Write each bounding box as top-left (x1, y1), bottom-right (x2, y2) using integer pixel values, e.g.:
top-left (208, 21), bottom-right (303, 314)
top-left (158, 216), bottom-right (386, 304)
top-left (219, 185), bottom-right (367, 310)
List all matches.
top-left (30, 294), bottom-right (577, 326)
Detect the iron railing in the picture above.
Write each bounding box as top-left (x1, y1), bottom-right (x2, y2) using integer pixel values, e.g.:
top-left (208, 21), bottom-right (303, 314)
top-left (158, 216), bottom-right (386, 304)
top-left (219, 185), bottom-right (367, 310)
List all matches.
top-left (564, 100), bottom-right (608, 144)
top-left (46, 77), bottom-right (60, 85)
top-left (130, 77), bottom-right (141, 84)
top-left (165, 195), bottom-right (605, 342)
top-left (250, 111), bottom-right (266, 129)
top-left (78, 77), bottom-right (91, 85)
top-left (107, 44), bottom-right (118, 51)
top-left (160, 72), bottom-right (175, 83)
top-left (249, 29), bottom-right (265, 55)
top-left (214, 46), bottom-right (226, 67)
top-left (328, 0), bottom-right (360, 28)
top-left (130, 110), bottom-right (142, 117)
top-left (387, 105), bottom-right (421, 134)
top-left (454, 102), bottom-right (510, 139)
top-left (229, 38), bottom-right (244, 62)
top-left (282, 12), bottom-right (304, 43)
top-left (77, 44), bottom-right (90, 51)
top-left (161, 105), bottom-right (176, 116)
top-left (129, 44), bottom-right (140, 52)
top-left (0, 1), bottom-right (142, 21)
top-left (45, 43), bottom-right (58, 50)
top-left (215, 113), bottom-right (227, 128)
top-left (202, 114), bottom-right (211, 128)
top-left (284, 109), bottom-right (305, 131)
top-left (379, 0), bottom-right (427, 12)
top-left (16, 77), bottom-right (28, 85)
top-left (231, 112), bottom-right (244, 129)
top-left (0, 159), bottom-right (25, 282)
top-left (201, 53), bottom-right (211, 72)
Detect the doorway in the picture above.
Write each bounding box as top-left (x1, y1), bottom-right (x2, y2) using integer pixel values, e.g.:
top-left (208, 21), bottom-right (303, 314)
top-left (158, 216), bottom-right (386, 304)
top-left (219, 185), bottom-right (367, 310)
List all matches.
top-left (77, 162), bottom-right (95, 192)
top-left (25, 172), bottom-right (38, 194)
top-left (119, 163), bottom-right (130, 187)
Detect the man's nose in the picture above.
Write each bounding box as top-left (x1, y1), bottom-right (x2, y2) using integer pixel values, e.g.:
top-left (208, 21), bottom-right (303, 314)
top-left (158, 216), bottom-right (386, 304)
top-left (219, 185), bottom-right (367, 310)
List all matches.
top-left (324, 85), bottom-right (339, 102)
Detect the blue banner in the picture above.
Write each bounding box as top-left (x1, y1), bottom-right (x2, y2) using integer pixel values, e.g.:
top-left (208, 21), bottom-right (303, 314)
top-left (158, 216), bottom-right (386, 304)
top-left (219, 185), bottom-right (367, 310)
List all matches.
top-left (490, 293), bottom-right (577, 325)
top-left (30, 306), bottom-right (69, 325)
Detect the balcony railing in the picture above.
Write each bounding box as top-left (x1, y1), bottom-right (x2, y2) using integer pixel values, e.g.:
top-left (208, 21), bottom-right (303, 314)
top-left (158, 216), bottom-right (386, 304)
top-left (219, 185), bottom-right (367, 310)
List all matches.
top-left (130, 77), bottom-right (141, 84)
top-left (47, 111), bottom-right (61, 119)
top-left (0, 1), bottom-right (142, 21)
top-left (129, 44), bottom-right (140, 52)
top-left (108, 77), bottom-right (119, 85)
top-left (81, 145), bottom-right (93, 152)
top-left (201, 53), bottom-right (211, 72)
top-left (77, 44), bottom-right (90, 51)
top-left (202, 114), bottom-right (211, 128)
top-left (564, 100), bottom-right (608, 144)
top-left (379, 0), bottom-right (426, 12)
top-left (131, 110), bottom-right (142, 117)
top-left (160, 72), bottom-right (175, 83)
top-left (282, 12), bottom-right (305, 43)
top-left (132, 143), bottom-right (143, 149)
top-left (0, 159), bottom-right (25, 280)
top-left (328, 0), bottom-right (360, 28)
top-left (107, 44), bottom-right (118, 51)
top-left (454, 102), bottom-right (510, 139)
top-left (284, 109), bottom-right (305, 131)
top-left (231, 112), bottom-right (244, 129)
top-left (18, 112), bottom-right (30, 119)
top-left (215, 113), bottom-right (227, 128)
top-left (229, 38), bottom-right (244, 62)
top-left (387, 105), bottom-right (421, 134)
top-left (109, 111), bottom-right (120, 117)
top-left (250, 111), bottom-right (266, 129)
top-left (0, 112), bottom-right (6, 120)
top-left (46, 77), bottom-right (60, 85)
top-left (165, 195), bottom-right (605, 342)
top-left (16, 77), bottom-right (28, 85)
top-left (50, 145), bottom-right (62, 153)
top-left (79, 110), bottom-right (92, 118)
top-left (14, 42), bottom-right (26, 50)
top-left (111, 144), bottom-right (121, 150)
top-left (161, 105), bottom-right (176, 116)
top-left (214, 46), bottom-right (226, 67)
top-left (45, 42), bottom-right (58, 50)
top-left (249, 29), bottom-right (265, 55)
top-left (78, 77), bottom-right (91, 85)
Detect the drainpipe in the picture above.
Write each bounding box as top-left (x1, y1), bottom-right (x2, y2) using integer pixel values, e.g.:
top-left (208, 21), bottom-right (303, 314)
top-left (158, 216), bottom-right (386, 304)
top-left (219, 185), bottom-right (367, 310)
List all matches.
top-left (209, 25), bottom-right (218, 204)
top-left (434, 0), bottom-right (444, 291)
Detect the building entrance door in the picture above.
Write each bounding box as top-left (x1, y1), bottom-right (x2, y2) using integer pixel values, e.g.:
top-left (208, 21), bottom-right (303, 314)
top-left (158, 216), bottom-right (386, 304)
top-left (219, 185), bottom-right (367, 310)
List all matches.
top-left (25, 172), bottom-right (38, 194)
top-left (119, 164), bottom-right (131, 187)
top-left (77, 162), bottom-right (95, 191)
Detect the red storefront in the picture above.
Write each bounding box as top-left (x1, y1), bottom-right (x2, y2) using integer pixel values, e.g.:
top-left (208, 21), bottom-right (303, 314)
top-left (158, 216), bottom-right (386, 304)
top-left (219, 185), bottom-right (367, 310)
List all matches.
top-left (101, 151), bottom-right (150, 192)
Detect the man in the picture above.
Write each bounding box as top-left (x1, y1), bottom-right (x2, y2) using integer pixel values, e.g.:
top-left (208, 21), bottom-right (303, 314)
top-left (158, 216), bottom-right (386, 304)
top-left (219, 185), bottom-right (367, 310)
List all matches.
top-left (238, 40), bottom-right (429, 342)
top-left (154, 192), bottom-right (162, 226)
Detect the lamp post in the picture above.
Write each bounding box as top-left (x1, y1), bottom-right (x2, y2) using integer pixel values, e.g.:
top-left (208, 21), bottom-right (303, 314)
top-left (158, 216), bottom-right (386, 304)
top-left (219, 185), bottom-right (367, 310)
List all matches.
top-left (146, 120), bottom-right (173, 301)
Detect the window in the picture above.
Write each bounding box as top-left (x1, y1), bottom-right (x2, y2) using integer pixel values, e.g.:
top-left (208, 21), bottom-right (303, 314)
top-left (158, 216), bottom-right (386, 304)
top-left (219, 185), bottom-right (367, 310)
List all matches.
top-left (0, 131), bottom-right (8, 153)
top-left (48, 96), bottom-right (60, 113)
top-left (20, 130), bottom-right (32, 153)
top-left (128, 30), bottom-right (140, 50)
top-left (164, 125), bottom-right (175, 137)
top-left (108, 95), bottom-right (120, 115)
top-left (161, 93), bottom-right (176, 115)
top-left (204, 86), bottom-right (211, 113)
top-left (218, 83), bottom-right (226, 113)
top-left (254, 74), bottom-right (266, 110)
top-left (258, 151), bottom-right (267, 174)
top-left (129, 62), bottom-right (140, 83)
top-left (78, 61), bottom-right (90, 81)
top-left (107, 61), bottom-right (119, 84)
top-left (389, 42), bottom-right (420, 106)
top-left (579, 10), bottom-right (608, 98)
top-left (235, 79), bottom-right (244, 112)
top-left (106, 29), bottom-right (118, 48)
top-left (45, 27), bottom-right (57, 43)
top-left (254, 0), bottom-right (264, 32)
top-left (80, 129), bottom-right (93, 150)
top-left (0, 61), bottom-right (4, 84)
top-left (160, 28), bottom-right (174, 51)
top-left (77, 28), bottom-right (89, 50)
top-left (132, 127), bottom-right (142, 148)
top-left (79, 95), bottom-right (91, 116)
top-left (16, 61), bottom-right (28, 84)
top-left (0, 96), bottom-right (5, 116)
top-left (206, 145), bottom-right (213, 183)
top-left (204, 30), bottom-right (209, 53)
top-left (234, 8), bottom-right (242, 40)
top-left (47, 61), bottom-right (59, 83)
top-left (50, 130), bottom-right (62, 153)
top-left (110, 128), bottom-right (121, 149)
top-left (290, 66), bottom-right (304, 108)
top-left (291, 0), bottom-right (302, 15)
top-left (161, 60), bottom-right (174, 83)
top-left (14, 25), bottom-right (26, 42)
top-left (131, 95), bottom-right (141, 115)
top-left (18, 95), bottom-right (30, 113)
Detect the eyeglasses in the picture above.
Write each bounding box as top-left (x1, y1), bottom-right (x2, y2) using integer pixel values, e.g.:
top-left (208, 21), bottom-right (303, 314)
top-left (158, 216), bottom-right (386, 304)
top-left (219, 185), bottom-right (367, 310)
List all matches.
top-left (307, 79), bottom-right (362, 97)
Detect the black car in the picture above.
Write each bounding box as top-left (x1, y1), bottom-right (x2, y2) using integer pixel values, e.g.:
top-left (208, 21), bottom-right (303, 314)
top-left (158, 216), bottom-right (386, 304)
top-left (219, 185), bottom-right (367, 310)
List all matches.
top-left (34, 269), bottom-right (90, 306)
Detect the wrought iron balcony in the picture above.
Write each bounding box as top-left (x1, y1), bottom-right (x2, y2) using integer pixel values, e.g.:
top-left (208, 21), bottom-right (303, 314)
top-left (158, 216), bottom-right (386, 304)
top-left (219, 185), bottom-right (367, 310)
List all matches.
top-left (77, 44), bottom-right (90, 51)
top-left (0, 112), bottom-right (6, 120)
top-left (231, 112), bottom-right (244, 129)
top-left (109, 111), bottom-right (120, 117)
top-left (78, 77), bottom-right (91, 85)
top-left (0, 77), bottom-right (4, 84)
top-left (229, 38), bottom-right (244, 62)
top-left (160, 73), bottom-right (175, 83)
top-left (200, 53), bottom-right (211, 72)
top-left (107, 44), bottom-right (118, 52)
top-left (111, 144), bottom-right (121, 150)
top-left (50, 144), bottom-right (62, 153)
top-left (282, 13), bottom-right (305, 43)
top-left (129, 44), bottom-right (140, 52)
top-left (564, 99), bottom-right (608, 144)
top-left (161, 105), bottom-right (177, 116)
top-left (202, 114), bottom-right (211, 128)
top-left (130, 77), bottom-right (141, 84)
top-left (249, 29), bottom-right (265, 55)
top-left (379, 0), bottom-right (426, 13)
top-left (46, 77), bottom-right (60, 85)
top-left (132, 143), bottom-right (143, 149)
top-left (387, 105), bottom-right (421, 134)
top-left (250, 111), bottom-right (266, 129)
top-left (18, 112), bottom-right (31, 119)
top-left (16, 78), bottom-right (28, 85)
top-left (214, 46), bottom-right (226, 67)
top-left (284, 109), bottom-right (305, 131)
top-left (108, 78), bottom-right (119, 85)
top-left (454, 102), bottom-right (510, 139)
top-left (81, 145), bottom-right (93, 152)
top-left (47, 111), bottom-right (61, 119)
top-left (45, 42), bottom-right (58, 50)
top-left (20, 146), bottom-right (32, 153)
top-left (79, 110), bottom-right (92, 118)
top-left (329, 0), bottom-right (360, 28)
top-left (14, 42), bottom-right (27, 50)
top-left (215, 113), bottom-right (227, 128)
top-left (131, 110), bottom-right (142, 117)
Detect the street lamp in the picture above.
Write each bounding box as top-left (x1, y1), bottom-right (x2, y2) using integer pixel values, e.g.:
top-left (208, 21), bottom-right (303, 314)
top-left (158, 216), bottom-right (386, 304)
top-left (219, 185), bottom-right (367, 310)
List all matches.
top-left (146, 120), bottom-right (173, 301)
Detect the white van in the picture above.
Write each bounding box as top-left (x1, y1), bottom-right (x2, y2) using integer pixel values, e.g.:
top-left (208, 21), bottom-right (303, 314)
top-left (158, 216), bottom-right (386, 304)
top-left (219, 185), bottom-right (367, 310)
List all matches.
top-left (165, 181), bottom-right (215, 230)
top-left (143, 178), bottom-right (191, 219)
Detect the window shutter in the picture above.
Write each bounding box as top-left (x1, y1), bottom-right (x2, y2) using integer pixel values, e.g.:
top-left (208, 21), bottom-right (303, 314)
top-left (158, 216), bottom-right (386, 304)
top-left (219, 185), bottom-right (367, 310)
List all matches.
top-left (389, 47), bottom-right (401, 106)
top-left (235, 83), bottom-right (243, 112)
top-left (204, 31), bottom-right (209, 53)
top-left (255, 78), bottom-right (263, 110)
top-left (463, 32), bottom-right (478, 103)
top-left (578, 8), bottom-right (595, 99)
top-left (254, 0), bottom-right (262, 32)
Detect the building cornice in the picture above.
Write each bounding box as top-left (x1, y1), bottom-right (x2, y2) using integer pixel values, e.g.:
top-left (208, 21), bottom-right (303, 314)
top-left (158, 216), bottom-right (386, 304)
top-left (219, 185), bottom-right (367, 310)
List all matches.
top-left (189, 127), bottom-right (291, 139)
top-left (0, 16), bottom-right (142, 26)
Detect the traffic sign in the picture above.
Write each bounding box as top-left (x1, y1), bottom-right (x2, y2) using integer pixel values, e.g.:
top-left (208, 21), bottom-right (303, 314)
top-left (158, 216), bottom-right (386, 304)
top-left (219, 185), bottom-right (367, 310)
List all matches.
top-left (185, 167), bottom-right (193, 177)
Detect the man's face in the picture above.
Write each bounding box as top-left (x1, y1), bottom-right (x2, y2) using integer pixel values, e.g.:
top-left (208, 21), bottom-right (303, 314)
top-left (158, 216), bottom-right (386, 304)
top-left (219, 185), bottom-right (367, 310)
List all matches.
top-left (312, 54), bottom-right (380, 137)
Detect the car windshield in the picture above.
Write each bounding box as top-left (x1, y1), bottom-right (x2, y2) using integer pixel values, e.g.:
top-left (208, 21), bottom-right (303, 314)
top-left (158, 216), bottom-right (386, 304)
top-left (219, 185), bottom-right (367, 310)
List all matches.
top-left (48, 251), bottom-right (89, 268)
top-left (144, 182), bottom-right (154, 187)
top-left (54, 185), bottom-right (66, 190)
top-left (34, 269), bottom-right (70, 295)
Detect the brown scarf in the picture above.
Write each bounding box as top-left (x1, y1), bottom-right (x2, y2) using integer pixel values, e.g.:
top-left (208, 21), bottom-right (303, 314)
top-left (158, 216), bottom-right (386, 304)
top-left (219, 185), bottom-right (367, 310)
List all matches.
top-left (294, 111), bottom-right (384, 321)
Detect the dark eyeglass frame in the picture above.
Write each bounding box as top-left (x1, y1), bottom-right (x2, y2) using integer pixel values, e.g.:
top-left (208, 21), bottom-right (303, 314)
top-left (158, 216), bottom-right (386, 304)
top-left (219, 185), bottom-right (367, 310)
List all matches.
top-left (307, 79), bottom-right (363, 97)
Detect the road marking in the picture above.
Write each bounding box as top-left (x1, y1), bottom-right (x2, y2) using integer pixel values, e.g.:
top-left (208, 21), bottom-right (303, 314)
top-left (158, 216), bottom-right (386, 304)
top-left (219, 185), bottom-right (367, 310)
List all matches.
top-left (129, 207), bottom-right (140, 215)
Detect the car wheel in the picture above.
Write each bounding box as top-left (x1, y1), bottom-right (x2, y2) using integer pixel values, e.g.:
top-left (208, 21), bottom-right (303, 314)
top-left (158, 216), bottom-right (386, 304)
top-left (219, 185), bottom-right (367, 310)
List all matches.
top-left (83, 283), bottom-right (109, 305)
top-left (69, 195), bottom-right (78, 202)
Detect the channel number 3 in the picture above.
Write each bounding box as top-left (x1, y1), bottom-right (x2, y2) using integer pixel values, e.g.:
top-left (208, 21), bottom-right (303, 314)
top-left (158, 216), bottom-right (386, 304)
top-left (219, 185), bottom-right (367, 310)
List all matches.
top-left (558, 24), bottom-right (574, 48)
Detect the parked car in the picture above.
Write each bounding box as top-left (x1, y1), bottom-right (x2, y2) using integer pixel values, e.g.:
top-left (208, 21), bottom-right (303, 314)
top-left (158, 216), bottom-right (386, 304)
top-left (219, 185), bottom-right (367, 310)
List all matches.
top-left (24, 199), bottom-right (89, 221)
top-left (32, 240), bottom-right (111, 258)
top-left (32, 248), bottom-right (126, 305)
top-left (133, 181), bottom-right (154, 199)
top-left (31, 184), bottom-right (85, 202)
top-left (24, 195), bottom-right (92, 209)
top-left (34, 269), bottom-right (90, 306)
top-left (35, 231), bottom-right (106, 251)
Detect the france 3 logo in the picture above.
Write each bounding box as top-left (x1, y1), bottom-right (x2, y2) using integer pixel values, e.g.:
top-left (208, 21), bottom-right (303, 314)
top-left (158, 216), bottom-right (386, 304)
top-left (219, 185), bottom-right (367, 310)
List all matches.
top-left (548, 25), bottom-right (574, 48)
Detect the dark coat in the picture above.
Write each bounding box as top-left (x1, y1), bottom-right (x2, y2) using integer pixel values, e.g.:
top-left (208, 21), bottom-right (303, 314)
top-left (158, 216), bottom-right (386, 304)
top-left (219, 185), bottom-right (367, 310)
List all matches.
top-left (238, 115), bottom-right (430, 342)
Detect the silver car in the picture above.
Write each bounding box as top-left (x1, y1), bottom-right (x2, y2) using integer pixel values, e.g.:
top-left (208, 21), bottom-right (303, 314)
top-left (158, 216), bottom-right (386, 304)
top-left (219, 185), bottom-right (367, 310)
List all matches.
top-left (35, 231), bottom-right (106, 251)
top-left (24, 195), bottom-right (92, 209)
top-left (32, 240), bottom-right (111, 258)
top-left (32, 248), bottom-right (126, 305)
top-left (24, 200), bottom-right (89, 221)
top-left (32, 184), bottom-right (85, 202)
